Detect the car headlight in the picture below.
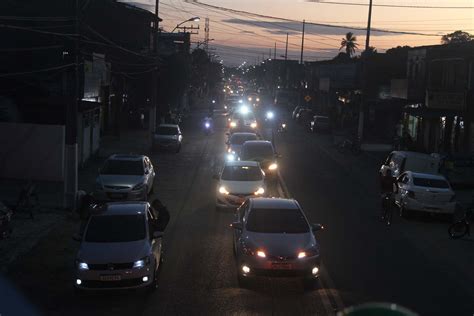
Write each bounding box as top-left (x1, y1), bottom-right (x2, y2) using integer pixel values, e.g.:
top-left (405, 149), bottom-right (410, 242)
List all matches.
top-left (227, 148), bottom-right (232, 153)
top-left (257, 250), bottom-right (266, 258)
top-left (219, 186), bottom-right (230, 195)
top-left (133, 256), bottom-right (150, 269)
top-left (256, 98), bottom-right (260, 102)
top-left (297, 251), bottom-right (307, 259)
top-left (226, 154), bottom-right (235, 161)
top-left (77, 261), bottom-right (89, 270)
top-left (248, 97), bottom-right (252, 101)
top-left (133, 183), bottom-right (146, 191)
top-left (230, 121), bottom-right (237, 128)
top-left (254, 187), bottom-right (265, 195)
top-left (268, 163), bottom-right (278, 170)
top-left (250, 122), bottom-right (257, 128)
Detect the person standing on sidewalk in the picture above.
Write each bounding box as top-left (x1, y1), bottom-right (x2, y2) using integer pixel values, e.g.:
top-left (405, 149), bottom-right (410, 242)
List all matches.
top-left (151, 199), bottom-right (170, 232)
top-left (76, 191), bottom-right (101, 236)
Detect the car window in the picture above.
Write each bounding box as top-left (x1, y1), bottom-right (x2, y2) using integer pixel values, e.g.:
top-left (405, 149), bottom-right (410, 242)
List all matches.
top-left (241, 144), bottom-right (274, 160)
top-left (230, 134), bottom-right (257, 145)
top-left (246, 208), bottom-right (309, 234)
top-left (413, 177), bottom-right (449, 188)
top-left (221, 165), bottom-right (263, 181)
top-left (101, 159), bottom-right (144, 176)
top-left (85, 214), bottom-right (146, 242)
top-left (156, 126), bottom-right (178, 135)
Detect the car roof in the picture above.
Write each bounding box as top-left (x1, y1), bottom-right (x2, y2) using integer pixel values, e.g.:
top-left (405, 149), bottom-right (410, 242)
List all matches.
top-left (96, 202), bottom-right (148, 216)
top-left (108, 154), bottom-right (145, 161)
top-left (225, 160), bottom-right (259, 167)
top-left (230, 132), bottom-right (257, 138)
top-left (158, 124), bottom-right (179, 128)
top-left (249, 198), bottom-right (299, 209)
top-left (242, 140), bottom-right (272, 147)
top-left (405, 171), bottom-right (447, 180)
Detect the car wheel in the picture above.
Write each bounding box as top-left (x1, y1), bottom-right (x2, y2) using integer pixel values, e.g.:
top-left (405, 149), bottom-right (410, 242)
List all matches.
top-left (303, 277), bottom-right (320, 291)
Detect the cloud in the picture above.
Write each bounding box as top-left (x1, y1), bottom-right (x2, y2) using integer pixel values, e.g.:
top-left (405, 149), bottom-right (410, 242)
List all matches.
top-left (222, 18), bottom-right (398, 37)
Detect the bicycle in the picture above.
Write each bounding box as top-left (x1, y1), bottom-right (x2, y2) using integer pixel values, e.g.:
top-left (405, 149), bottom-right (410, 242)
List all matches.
top-left (380, 192), bottom-right (394, 226)
top-left (448, 207), bottom-right (472, 239)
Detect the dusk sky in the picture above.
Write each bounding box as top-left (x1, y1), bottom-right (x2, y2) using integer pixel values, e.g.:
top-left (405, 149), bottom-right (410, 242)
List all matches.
top-left (122, 0), bottom-right (474, 65)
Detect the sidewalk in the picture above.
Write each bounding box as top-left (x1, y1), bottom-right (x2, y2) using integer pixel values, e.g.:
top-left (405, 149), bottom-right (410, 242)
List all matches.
top-left (0, 129), bottom-right (150, 271)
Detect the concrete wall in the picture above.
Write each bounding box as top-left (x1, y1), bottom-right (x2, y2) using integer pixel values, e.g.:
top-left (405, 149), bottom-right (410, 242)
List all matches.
top-left (0, 123), bottom-right (65, 181)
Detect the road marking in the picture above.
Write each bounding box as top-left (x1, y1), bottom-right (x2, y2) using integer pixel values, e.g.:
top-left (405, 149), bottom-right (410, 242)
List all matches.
top-left (277, 171), bottom-right (345, 314)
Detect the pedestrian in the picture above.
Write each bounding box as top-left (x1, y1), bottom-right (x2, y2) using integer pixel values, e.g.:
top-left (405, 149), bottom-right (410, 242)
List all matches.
top-left (76, 191), bottom-right (99, 235)
top-left (151, 198), bottom-right (170, 232)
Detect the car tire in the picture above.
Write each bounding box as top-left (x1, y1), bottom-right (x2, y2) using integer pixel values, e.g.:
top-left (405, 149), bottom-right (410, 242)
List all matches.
top-left (303, 277), bottom-right (320, 291)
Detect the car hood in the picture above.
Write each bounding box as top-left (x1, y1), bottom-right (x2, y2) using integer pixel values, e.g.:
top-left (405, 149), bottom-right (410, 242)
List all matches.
top-left (154, 134), bottom-right (178, 140)
top-left (244, 231), bottom-right (316, 257)
top-left (243, 157), bottom-right (275, 168)
top-left (98, 175), bottom-right (145, 188)
top-left (78, 240), bottom-right (150, 264)
top-left (219, 179), bottom-right (264, 194)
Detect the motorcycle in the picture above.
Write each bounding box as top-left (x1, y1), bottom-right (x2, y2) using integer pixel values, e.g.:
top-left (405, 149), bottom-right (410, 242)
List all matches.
top-left (204, 120), bottom-right (212, 135)
top-left (277, 122), bottom-right (287, 133)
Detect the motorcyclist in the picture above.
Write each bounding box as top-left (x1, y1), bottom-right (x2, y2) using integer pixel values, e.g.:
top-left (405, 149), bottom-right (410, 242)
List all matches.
top-left (204, 111), bottom-right (214, 133)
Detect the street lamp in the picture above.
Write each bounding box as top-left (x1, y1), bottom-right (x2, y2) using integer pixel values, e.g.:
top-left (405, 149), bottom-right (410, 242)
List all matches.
top-left (172, 17), bottom-right (200, 33)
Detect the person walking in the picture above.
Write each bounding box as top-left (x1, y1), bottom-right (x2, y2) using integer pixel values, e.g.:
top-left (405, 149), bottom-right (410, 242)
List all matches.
top-left (151, 199), bottom-right (170, 232)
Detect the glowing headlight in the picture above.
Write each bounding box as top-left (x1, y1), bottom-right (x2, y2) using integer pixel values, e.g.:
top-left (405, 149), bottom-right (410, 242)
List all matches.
top-left (226, 154), bottom-right (235, 161)
top-left (239, 106), bottom-right (249, 114)
top-left (242, 265), bottom-right (250, 274)
top-left (248, 97), bottom-right (252, 101)
top-left (238, 99), bottom-right (243, 104)
top-left (257, 250), bottom-right (266, 258)
top-left (230, 121), bottom-right (237, 128)
top-left (133, 257), bottom-right (150, 269)
top-left (268, 163), bottom-right (278, 170)
top-left (250, 122), bottom-right (257, 128)
top-left (282, 123), bottom-right (286, 128)
top-left (205, 122), bottom-right (210, 128)
top-left (219, 186), bottom-right (230, 195)
top-left (266, 111), bottom-right (274, 119)
top-left (224, 105), bottom-right (228, 109)
top-left (298, 251), bottom-right (307, 259)
top-left (77, 261), bottom-right (89, 270)
top-left (254, 187), bottom-right (265, 195)
top-left (256, 97), bottom-right (260, 102)
top-left (312, 267), bottom-right (319, 275)
top-left (227, 148), bottom-right (232, 153)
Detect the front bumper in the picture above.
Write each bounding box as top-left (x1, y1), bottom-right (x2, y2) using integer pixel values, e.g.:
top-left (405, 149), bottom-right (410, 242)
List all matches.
top-left (403, 197), bottom-right (455, 214)
top-left (75, 264), bottom-right (155, 291)
top-left (94, 189), bottom-right (146, 202)
top-left (236, 254), bottom-right (320, 278)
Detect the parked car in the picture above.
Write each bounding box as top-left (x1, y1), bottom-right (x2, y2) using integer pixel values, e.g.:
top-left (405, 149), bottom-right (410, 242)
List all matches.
top-left (240, 141), bottom-right (279, 179)
top-left (153, 124), bottom-right (182, 153)
top-left (231, 198), bottom-right (324, 288)
top-left (214, 160), bottom-right (266, 210)
top-left (94, 154), bottom-right (155, 201)
top-left (310, 115), bottom-right (331, 133)
top-left (226, 132), bottom-right (258, 159)
top-left (394, 171), bottom-right (456, 217)
top-left (74, 202), bottom-right (163, 292)
top-left (379, 151), bottom-right (440, 179)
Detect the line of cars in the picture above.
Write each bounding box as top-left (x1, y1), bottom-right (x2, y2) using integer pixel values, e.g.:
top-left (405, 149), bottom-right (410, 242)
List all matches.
top-left (219, 103), bottom-right (325, 289)
top-left (292, 106), bottom-right (331, 133)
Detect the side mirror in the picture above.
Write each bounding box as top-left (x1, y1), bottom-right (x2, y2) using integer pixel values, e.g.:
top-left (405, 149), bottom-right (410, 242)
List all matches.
top-left (311, 223), bottom-right (325, 232)
top-left (212, 174), bottom-right (219, 180)
top-left (72, 233), bottom-right (82, 242)
top-left (153, 231), bottom-right (164, 239)
top-left (230, 222), bottom-right (243, 230)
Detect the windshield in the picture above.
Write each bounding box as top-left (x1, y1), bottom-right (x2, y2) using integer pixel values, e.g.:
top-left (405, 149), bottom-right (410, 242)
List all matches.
top-left (101, 160), bottom-right (144, 176)
top-left (230, 134), bottom-right (257, 145)
top-left (413, 177), bottom-right (449, 188)
top-left (85, 214), bottom-right (146, 242)
top-left (156, 126), bottom-right (178, 135)
top-left (221, 165), bottom-right (262, 181)
top-left (246, 208), bottom-right (309, 234)
top-left (241, 144), bottom-right (274, 160)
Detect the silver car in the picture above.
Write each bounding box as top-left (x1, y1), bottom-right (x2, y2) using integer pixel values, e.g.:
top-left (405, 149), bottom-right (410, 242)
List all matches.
top-left (231, 198), bottom-right (324, 289)
top-left (94, 154), bottom-right (155, 201)
top-left (153, 124), bottom-right (182, 153)
top-left (74, 202), bottom-right (163, 291)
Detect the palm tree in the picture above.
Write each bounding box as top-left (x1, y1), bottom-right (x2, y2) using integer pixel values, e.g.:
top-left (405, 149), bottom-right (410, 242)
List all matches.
top-left (340, 32), bottom-right (359, 57)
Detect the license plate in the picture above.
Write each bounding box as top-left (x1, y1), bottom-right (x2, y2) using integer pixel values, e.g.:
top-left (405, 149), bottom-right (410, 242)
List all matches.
top-left (271, 263), bottom-right (292, 270)
top-left (100, 275), bottom-right (121, 281)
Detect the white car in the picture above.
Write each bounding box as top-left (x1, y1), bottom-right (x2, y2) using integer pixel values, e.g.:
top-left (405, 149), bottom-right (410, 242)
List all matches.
top-left (153, 124), bottom-right (182, 153)
top-left (394, 171), bottom-right (456, 216)
top-left (74, 202), bottom-right (163, 292)
top-left (215, 160), bottom-right (266, 210)
top-left (95, 154), bottom-right (155, 201)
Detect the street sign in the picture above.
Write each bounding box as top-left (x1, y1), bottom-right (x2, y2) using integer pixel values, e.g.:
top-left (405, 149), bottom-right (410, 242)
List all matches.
top-left (304, 95), bottom-right (312, 103)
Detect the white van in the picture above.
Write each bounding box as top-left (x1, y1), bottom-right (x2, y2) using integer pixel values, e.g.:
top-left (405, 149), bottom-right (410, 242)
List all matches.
top-left (379, 151), bottom-right (440, 179)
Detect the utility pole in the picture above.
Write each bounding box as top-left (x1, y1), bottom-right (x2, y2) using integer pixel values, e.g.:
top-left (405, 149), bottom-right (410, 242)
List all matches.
top-left (274, 42), bottom-right (276, 60)
top-left (64, 0), bottom-right (80, 210)
top-left (149, 0), bottom-right (159, 143)
top-left (357, 0), bottom-right (373, 142)
top-left (300, 20), bottom-right (305, 64)
top-left (285, 33), bottom-right (288, 61)
top-left (204, 17), bottom-right (210, 52)
top-left (269, 48), bottom-right (271, 59)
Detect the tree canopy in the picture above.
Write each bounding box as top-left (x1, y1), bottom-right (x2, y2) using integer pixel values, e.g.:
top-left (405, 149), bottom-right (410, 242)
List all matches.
top-left (441, 30), bottom-right (473, 44)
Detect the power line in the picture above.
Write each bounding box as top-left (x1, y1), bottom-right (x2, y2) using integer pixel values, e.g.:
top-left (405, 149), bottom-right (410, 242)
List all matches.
top-left (0, 23), bottom-right (78, 37)
top-left (306, 1), bottom-right (474, 9)
top-left (0, 63), bottom-right (76, 78)
top-left (0, 45), bottom-right (64, 52)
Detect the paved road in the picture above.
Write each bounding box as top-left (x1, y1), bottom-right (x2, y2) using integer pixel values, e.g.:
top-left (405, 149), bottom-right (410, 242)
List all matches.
top-left (4, 109), bottom-right (474, 316)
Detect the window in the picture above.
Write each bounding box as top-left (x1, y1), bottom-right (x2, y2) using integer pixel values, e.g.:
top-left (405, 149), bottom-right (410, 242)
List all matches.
top-left (241, 144), bottom-right (274, 160)
top-left (230, 134), bottom-right (257, 145)
top-left (85, 214), bottom-right (146, 242)
top-left (221, 165), bottom-right (263, 181)
top-left (101, 159), bottom-right (144, 176)
top-left (413, 177), bottom-right (449, 188)
top-left (246, 208), bottom-right (309, 234)
top-left (156, 126), bottom-right (178, 135)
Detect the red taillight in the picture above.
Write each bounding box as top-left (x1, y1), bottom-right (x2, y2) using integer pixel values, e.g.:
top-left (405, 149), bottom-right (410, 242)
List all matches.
top-left (407, 190), bottom-right (416, 198)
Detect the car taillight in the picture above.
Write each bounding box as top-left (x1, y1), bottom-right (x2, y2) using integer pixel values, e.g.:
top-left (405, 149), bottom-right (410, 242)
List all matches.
top-left (407, 190), bottom-right (415, 198)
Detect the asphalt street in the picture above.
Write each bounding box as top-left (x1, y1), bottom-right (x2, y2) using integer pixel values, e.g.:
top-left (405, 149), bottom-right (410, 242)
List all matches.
top-left (4, 109), bottom-right (474, 316)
